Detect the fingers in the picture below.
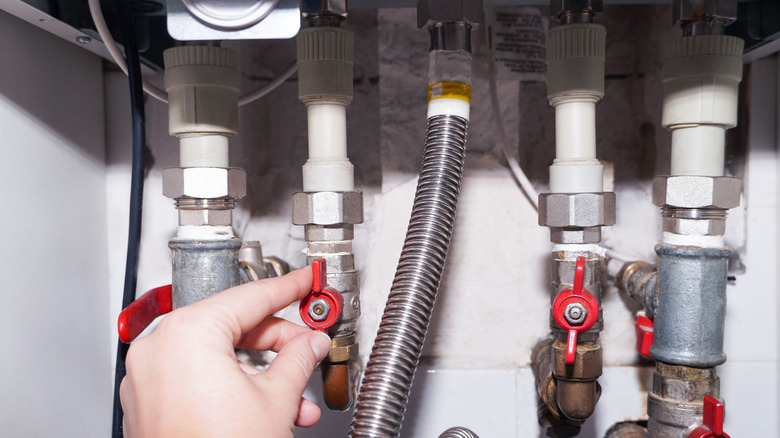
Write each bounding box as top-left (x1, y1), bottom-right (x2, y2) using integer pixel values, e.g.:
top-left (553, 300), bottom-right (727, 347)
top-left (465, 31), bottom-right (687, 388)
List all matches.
top-left (236, 316), bottom-right (310, 351)
top-left (185, 266), bottom-right (313, 344)
top-left (264, 331), bottom-right (331, 400)
top-left (295, 398), bottom-right (322, 428)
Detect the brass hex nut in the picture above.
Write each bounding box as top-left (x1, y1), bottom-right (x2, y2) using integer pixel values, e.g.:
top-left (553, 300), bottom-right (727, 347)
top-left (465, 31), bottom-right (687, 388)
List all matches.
top-left (328, 335), bottom-right (358, 362)
top-left (292, 191), bottom-right (363, 226)
top-left (550, 0), bottom-right (603, 18)
top-left (672, 0), bottom-right (737, 26)
top-left (417, 0), bottom-right (483, 29)
top-left (162, 167), bottom-right (246, 199)
top-left (538, 192), bottom-right (616, 228)
top-left (652, 176), bottom-right (741, 209)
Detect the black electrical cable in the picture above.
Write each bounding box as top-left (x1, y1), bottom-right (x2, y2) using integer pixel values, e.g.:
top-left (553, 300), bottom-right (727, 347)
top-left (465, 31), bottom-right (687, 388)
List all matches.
top-left (111, 3), bottom-right (146, 438)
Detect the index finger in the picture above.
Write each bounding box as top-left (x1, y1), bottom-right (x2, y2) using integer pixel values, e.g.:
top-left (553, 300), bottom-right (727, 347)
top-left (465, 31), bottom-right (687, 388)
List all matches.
top-left (186, 266), bottom-right (313, 345)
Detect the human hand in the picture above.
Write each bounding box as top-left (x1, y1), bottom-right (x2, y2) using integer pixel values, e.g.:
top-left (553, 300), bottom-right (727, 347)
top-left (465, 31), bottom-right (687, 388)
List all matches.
top-left (120, 266), bottom-right (331, 437)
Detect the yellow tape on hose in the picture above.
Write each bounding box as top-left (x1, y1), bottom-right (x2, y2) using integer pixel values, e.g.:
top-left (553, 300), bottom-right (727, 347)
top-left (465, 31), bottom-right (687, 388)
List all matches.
top-left (428, 81), bottom-right (471, 103)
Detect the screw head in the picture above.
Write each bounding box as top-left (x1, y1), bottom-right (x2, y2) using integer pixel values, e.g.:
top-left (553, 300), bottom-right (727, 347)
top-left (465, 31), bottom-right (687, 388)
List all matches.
top-left (564, 302), bottom-right (587, 325)
top-left (76, 36), bottom-right (92, 44)
top-left (308, 299), bottom-right (330, 322)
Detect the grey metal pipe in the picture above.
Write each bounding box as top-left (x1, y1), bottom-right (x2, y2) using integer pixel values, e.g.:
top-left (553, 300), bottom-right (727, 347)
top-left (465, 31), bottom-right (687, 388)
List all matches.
top-left (169, 238), bottom-right (242, 308)
top-left (649, 244), bottom-right (731, 367)
top-left (349, 113), bottom-right (469, 437)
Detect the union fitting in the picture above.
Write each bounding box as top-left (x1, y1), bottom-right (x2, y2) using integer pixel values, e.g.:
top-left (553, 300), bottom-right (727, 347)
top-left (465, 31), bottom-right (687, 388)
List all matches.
top-left (292, 191), bottom-right (364, 226)
top-left (652, 176), bottom-right (740, 236)
top-left (162, 167), bottom-right (246, 226)
top-left (539, 192), bottom-right (616, 244)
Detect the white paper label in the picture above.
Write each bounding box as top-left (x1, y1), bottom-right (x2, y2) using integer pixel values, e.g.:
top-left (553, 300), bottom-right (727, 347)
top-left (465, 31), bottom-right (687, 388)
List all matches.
top-left (487, 7), bottom-right (547, 82)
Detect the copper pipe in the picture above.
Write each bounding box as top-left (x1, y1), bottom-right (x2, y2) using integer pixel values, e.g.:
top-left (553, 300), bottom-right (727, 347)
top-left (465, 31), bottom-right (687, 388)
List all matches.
top-left (321, 361), bottom-right (355, 411)
top-left (552, 339), bottom-right (603, 421)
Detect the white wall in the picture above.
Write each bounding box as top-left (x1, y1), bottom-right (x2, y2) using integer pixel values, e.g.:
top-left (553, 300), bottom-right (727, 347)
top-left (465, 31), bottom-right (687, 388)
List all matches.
top-left (0, 10), bottom-right (111, 437)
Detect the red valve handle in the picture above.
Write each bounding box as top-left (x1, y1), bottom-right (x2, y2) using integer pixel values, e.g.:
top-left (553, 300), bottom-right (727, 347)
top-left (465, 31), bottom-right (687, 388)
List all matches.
top-left (552, 256), bottom-right (599, 364)
top-left (635, 314), bottom-right (654, 358)
top-left (117, 284), bottom-right (173, 343)
top-left (299, 258), bottom-right (343, 332)
top-left (689, 395), bottom-right (730, 438)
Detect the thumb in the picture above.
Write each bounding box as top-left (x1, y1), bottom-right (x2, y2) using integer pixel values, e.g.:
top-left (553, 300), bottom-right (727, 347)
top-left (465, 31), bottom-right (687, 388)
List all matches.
top-left (264, 331), bottom-right (331, 397)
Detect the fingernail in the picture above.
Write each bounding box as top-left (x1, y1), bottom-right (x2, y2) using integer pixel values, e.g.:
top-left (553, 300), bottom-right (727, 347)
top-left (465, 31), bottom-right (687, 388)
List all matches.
top-left (310, 331), bottom-right (331, 361)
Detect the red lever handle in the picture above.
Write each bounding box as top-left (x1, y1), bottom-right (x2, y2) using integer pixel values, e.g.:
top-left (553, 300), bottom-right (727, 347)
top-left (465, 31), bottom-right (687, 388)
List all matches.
top-left (635, 314), bottom-right (654, 358)
top-left (117, 285), bottom-right (173, 343)
top-left (552, 256), bottom-right (599, 364)
top-left (689, 395), bottom-right (730, 438)
top-left (299, 258), bottom-right (343, 332)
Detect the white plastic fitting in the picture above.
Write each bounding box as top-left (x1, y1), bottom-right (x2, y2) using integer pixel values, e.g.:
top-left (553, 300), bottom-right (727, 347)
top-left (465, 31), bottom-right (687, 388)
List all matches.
top-left (298, 27), bottom-right (356, 192)
top-left (164, 45), bottom-right (239, 168)
top-left (163, 45), bottom-right (242, 240)
top-left (179, 135), bottom-right (229, 168)
top-left (670, 126), bottom-right (725, 176)
top-left (302, 102), bottom-right (354, 191)
top-left (662, 35), bottom-right (744, 177)
top-left (546, 23), bottom-right (606, 194)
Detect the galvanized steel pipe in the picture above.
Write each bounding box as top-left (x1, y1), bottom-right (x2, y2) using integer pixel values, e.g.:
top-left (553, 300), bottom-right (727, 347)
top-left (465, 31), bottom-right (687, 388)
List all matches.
top-left (169, 238), bottom-right (242, 309)
top-left (649, 244), bottom-right (731, 367)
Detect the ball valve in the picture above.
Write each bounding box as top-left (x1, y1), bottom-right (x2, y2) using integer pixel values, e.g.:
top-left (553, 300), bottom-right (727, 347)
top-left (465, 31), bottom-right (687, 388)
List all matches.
top-left (552, 256), bottom-right (599, 364)
top-left (689, 395), bottom-right (730, 438)
top-left (299, 258), bottom-right (344, 332)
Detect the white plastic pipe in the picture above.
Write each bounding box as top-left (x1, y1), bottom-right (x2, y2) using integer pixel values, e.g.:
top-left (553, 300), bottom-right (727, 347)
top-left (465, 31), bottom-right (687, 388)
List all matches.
top-left (307, 103), bottom-right (348, 159)
top-left (670, 126), bottom-right (726, 176)
top-left (302, 103), bottom-right (354, 192)
top-left (179, 135), bottom-right (229, 168)
top-left (554, 100), bottom-right (597, 160)
top-left (549, 97), bottom-right (603, 193)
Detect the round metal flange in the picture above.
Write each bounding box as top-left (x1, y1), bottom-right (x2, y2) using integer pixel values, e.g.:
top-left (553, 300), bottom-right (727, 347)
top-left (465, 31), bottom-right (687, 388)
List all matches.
top-left (181, 0), bottom-right (279, 30)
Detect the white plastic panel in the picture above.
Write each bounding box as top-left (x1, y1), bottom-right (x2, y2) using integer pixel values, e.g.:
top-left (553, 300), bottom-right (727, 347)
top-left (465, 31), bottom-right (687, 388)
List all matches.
top-left (0, 10), bottom-right (111, 437)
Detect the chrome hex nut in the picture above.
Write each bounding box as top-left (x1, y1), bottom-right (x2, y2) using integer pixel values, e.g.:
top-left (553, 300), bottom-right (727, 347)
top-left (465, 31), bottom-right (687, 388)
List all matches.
top-left (308, 298), bottom-right (331, 321)
top-left (292, 191), bottom-right (363, 226)
top-left (550, 0), bottom-right (603, 18)
top-left (301, 0), bottom-right (347, 18)
top-left (417, 0), bottom-right (484, 29)
top-left (652, 176), bottom-right (741, 209)
top-left (538, 192), bottom-right (616, 228)
top-left (162, 167), bottom-right (246, 199)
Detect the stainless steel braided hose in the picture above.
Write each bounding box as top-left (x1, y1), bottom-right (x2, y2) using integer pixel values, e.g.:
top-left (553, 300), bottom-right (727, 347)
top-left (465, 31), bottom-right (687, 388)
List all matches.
top-left (349, 114), bottom-right (468, 437)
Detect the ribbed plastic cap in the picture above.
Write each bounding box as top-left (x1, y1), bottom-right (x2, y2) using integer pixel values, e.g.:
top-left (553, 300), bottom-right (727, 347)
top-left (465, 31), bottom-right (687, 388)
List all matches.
top-left (546, 23), bottom-right (606, 100)
top-left (297, 27), bottom-right (354, 104)
top-left (664, 34), bottom-right (743, 60)
top-left (297, 26), bottom-right (354, 63)
top-left (661, 35), bottom-right (744, 129)
top-left (164, 45), bottom-right (239, 137)
top-left (547, 23), bottom-right (606, 62)
top-left (164, 46), bottom-right (238, 70)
